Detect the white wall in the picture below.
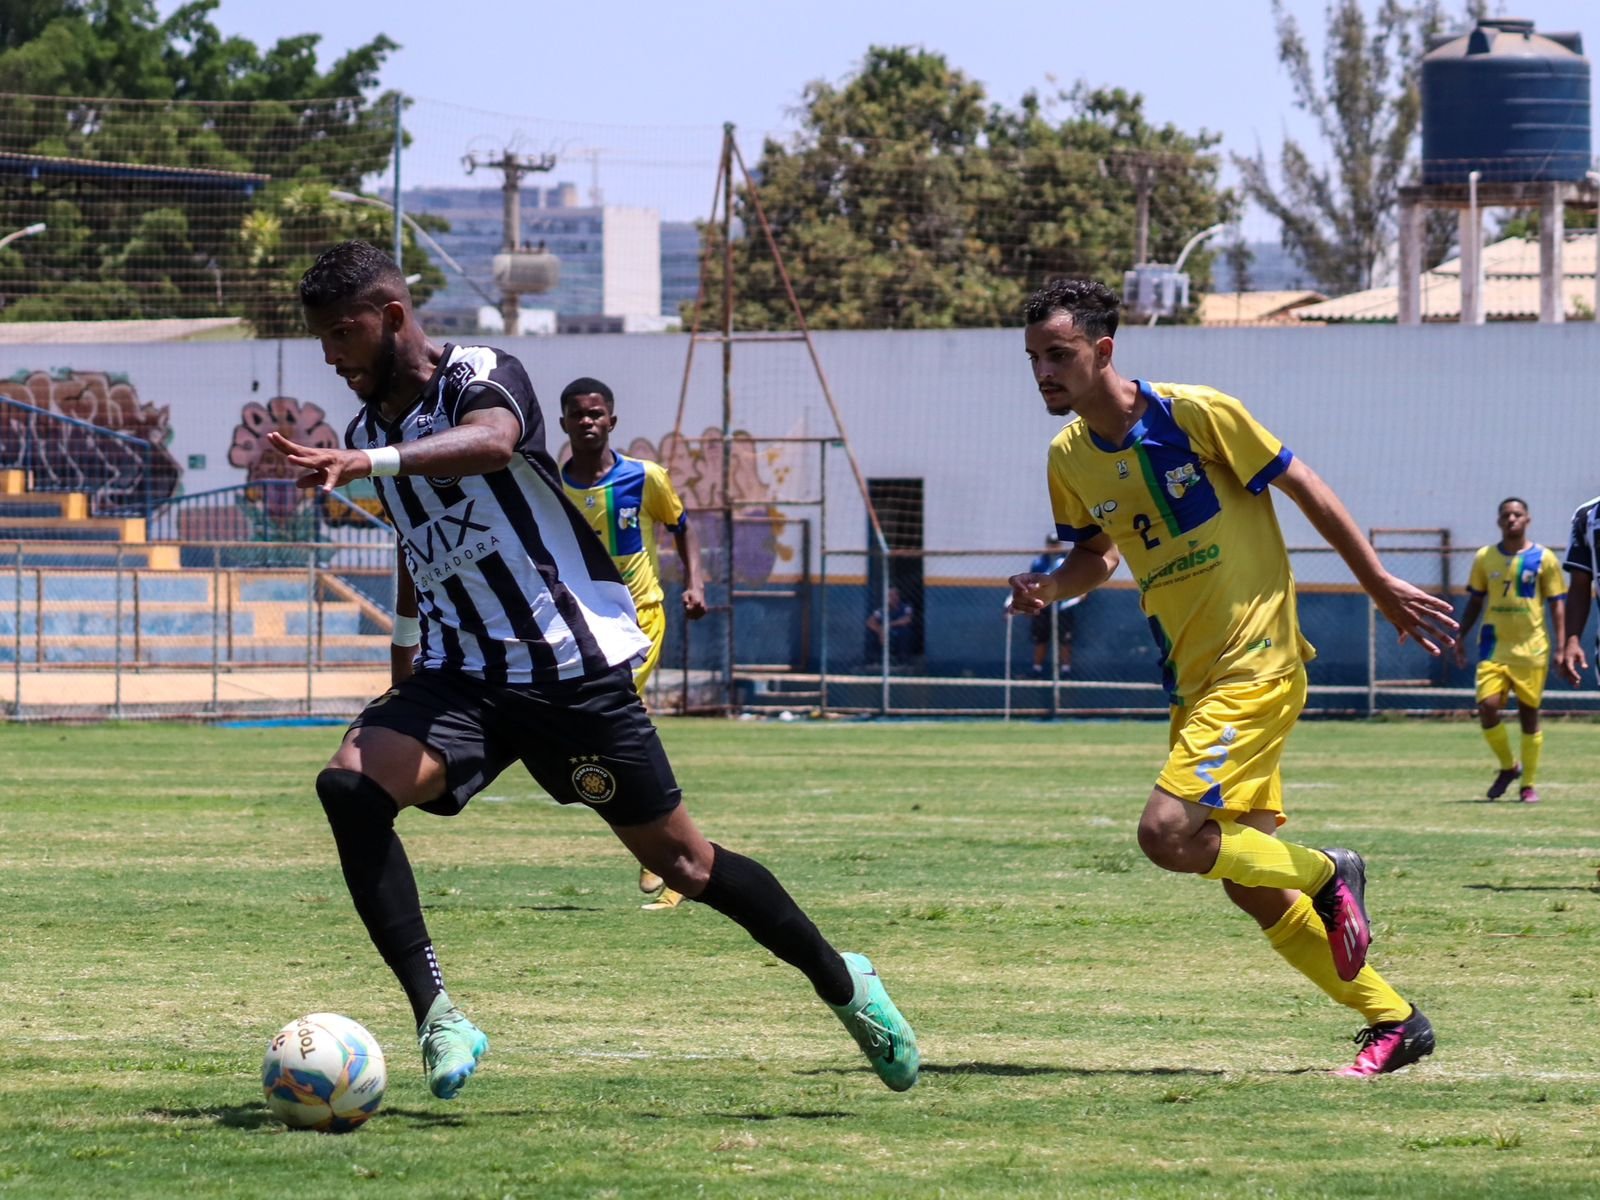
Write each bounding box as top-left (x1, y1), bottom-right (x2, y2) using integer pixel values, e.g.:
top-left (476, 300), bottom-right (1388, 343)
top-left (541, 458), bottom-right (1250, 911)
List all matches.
top-left (2, 324), bottom-right (1595, 561)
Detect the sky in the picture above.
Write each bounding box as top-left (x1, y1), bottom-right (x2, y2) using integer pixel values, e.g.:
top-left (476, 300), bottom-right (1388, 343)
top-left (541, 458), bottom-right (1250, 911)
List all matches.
top-left (156, 0), bottom-right (1598, 237)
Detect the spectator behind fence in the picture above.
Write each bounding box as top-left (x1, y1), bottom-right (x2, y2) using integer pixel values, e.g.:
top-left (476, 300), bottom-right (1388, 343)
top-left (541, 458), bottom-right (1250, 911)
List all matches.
top-left (866, 586), bottom-right (915, 663)
top-left (1027, 534), bottom-right (1081, 677)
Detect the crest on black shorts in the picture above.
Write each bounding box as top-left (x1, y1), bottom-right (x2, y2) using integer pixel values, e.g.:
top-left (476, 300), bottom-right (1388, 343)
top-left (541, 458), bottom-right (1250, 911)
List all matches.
top-left (571, 756), bottom-right (617, 804)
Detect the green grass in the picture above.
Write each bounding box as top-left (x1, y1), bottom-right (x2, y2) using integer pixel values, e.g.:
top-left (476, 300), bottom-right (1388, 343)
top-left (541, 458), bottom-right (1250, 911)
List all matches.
top-left (2, 718), bottom-right (1599, 1199)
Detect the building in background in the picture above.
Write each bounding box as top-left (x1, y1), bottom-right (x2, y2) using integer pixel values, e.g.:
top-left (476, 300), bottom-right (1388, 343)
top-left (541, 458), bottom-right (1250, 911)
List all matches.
top-left (661, 220), bottom-right (701, 320)
top-left (1197, 290), bottom-right (1327, 326)
top-left (1294, 233), bottom-right (1598, 322)
top-left (404, 184), bottom-right (682, 334)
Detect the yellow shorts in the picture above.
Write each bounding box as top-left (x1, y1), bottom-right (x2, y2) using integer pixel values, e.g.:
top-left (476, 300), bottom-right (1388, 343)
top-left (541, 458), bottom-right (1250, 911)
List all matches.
top-left (630, 601), bottom-right (667, 693)
top-left (1156, 666), bottom-right (1307, 822)
top-left (1475, 658), bottom-right (1546, 709)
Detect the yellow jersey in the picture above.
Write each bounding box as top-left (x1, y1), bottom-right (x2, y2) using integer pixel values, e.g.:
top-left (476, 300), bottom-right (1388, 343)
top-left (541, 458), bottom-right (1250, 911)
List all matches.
top-left (1047, 381), bottom-right (1313, 705)
top-left (561, 453), bottom-right (688, 611)
top-left (1467, 543), bottom-right (1564, 664)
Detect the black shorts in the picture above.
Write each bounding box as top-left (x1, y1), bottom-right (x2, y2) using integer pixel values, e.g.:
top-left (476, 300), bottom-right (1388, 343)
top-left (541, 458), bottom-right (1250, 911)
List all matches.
top-left (1030, 606), bottom-right (1076, 645)
top-left (348, 666), bottom-right (682, 826)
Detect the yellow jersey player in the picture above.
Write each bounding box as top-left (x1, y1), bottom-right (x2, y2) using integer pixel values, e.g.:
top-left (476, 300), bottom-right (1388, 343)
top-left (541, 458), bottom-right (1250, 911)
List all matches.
top-left (1454, 498), bottom-right (1565, 804)
top-left (1008, 278), bottom-right (1457, 1077)
top-left (559, 377), bottom-right (707, 910)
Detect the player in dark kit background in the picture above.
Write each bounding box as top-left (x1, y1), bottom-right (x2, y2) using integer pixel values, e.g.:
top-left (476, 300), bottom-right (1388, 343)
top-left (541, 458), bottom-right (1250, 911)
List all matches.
top-left (268, 241), bottom-right (919, 1099)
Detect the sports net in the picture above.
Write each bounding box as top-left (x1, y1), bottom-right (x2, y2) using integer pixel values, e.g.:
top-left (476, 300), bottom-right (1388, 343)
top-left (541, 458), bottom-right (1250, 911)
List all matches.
top-left (2, 87), bottom-right (1593, 720)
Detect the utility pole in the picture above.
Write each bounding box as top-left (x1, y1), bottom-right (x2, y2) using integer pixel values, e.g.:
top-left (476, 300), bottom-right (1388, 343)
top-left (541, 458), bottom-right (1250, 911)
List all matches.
top-left (463, 149), bottom-right (556, 335)
top-left (1134, 164), bottom-right (1155, 264)
top-left (1111, 153), bottom-right (1160, 265)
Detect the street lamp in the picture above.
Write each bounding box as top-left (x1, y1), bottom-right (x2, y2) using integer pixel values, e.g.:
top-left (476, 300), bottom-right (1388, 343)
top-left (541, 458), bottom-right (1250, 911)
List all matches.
top-left (0, 222), bottom-right (46, 252)
top-left (328, 191), bottom-right (500, 309)
top-left (1175, 222), bottom-right (1229, 275)
top-left (1147, 222), bottom-right (1229, 327)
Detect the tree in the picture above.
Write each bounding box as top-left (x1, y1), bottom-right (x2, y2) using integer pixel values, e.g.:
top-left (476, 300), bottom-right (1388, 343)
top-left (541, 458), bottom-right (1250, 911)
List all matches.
top-left (1222, 236), bottom-right (1255, 294)
top-left (0, 0), bottom-right (80, 52)
top-left (235, 182), bottom-right (446, 337)
top-left (0, 0), bottom-right (407, 324)
top-left (1236, 1), bottom-right (1483, 295)
top-left (695, 47), bottom-right (1233, 331)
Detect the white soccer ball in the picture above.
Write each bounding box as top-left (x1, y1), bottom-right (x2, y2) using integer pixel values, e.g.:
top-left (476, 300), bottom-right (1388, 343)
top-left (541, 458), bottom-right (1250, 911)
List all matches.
top-left (261, 1012), bottom-right (387, 1132)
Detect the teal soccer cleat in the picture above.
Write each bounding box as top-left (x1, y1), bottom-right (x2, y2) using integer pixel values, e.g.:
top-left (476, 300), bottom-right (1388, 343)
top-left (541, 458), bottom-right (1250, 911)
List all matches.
top-left (418, 993), bottom-right (489, 1100)
top-left (830, 952), bottom-right (920, 1092)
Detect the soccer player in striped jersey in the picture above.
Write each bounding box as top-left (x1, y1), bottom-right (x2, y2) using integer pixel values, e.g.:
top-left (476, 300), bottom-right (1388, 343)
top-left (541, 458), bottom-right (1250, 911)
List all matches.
top-left (1557, 492), bottom-right (1600, 689)
top-left (269, 242), bottom-right (918, 1099)
top-left (1454, 498), bottom-right (1565, 804)
top-left (1009, 277), bottom-right (1456, 1077)
top-left (559, 376), bottom-right (707, 909)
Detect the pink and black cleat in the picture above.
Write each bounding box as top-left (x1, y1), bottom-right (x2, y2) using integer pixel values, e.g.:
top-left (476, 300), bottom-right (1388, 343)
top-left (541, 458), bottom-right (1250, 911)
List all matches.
top-left (1519, 786), bottom-right (1540, 804)
top-left (1312, 848), bottom-right (1371, 982)
top-left (1337, 1007), bottom-right (1435, 1077)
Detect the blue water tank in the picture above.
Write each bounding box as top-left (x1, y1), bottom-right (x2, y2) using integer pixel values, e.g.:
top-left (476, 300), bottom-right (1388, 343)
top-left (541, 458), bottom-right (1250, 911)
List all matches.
top-left (1421, 17), bottom-right (1591, 185)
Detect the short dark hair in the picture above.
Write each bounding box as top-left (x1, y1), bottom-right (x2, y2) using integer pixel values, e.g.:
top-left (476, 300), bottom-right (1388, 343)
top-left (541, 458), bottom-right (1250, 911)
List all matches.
top-left (561, 377), bottom-right (615, 410)
top-left (1499, 496), bottom-right (1528, 513)
top-left (1024, 277), bottom-right (1120, 340)
top-left (298, 241), bottom-right (408, 310)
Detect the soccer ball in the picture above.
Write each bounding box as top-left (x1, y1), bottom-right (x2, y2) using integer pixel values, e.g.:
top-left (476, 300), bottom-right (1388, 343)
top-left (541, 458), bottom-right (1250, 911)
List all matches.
top-left (261, 1013), bottom-right (387, 1132)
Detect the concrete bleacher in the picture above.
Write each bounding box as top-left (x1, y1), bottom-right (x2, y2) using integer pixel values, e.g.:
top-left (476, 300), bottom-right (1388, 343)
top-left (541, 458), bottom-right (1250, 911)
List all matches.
top-left (0, 568), bottom-right (389, 664)
top-left (0, 473), bottom-right (391, 709)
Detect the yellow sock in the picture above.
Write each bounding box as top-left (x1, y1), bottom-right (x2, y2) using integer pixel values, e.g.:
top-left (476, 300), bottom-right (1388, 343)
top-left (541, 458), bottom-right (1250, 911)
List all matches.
top-left (1520, 730), bottom-right (1544, 788)
top-left (1483, 722), bottom-right (1514, 770)
top-left (1202, 820), bottom-right (1334, 892)
top-left (1265, 893), bottom-right (1410, 1024)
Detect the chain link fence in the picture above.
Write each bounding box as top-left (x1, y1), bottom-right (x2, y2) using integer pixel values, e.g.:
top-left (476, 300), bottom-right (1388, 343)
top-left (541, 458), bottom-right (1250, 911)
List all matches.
top-left (2, 539), bottom-right (392, 720)
top-left (6, 537), bottom-right (1597, 722)
top-left (711, 542), bottom-right (1599, 719)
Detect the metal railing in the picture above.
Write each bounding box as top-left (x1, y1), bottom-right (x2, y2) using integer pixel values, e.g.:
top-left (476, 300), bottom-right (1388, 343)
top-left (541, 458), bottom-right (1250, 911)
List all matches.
top-left (4, 539), bottom-right (394, 721)
top-left (0, 393), bottom-right (171, 516)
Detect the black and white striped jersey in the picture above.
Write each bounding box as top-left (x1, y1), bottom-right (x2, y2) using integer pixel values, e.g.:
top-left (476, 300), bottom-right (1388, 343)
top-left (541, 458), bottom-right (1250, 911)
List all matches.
top-left (346, 343), bottom-right (650, 683)
top-left (1563, 494), bottom-right (1600, 586)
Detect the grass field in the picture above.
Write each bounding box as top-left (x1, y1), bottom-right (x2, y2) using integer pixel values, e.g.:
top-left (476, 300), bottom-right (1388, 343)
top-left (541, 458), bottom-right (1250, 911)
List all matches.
top-left (2, 717), bottom-right (1598, 1199)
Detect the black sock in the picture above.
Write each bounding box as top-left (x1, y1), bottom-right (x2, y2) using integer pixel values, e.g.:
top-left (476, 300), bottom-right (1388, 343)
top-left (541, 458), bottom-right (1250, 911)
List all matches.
top-left (691, 843), bottom-right (853, 1006)
top-left (316, 768), bottom-right (445, 1025)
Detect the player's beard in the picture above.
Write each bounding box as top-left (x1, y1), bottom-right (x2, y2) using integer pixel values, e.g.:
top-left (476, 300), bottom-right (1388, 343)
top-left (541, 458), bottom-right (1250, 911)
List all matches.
top-left (360, 327), bottom-right (400, 405)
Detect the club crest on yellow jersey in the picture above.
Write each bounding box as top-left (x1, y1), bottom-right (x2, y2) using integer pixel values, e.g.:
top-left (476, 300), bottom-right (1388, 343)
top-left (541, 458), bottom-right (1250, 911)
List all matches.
top-left (1165, 462), bottom-right (1199, 499)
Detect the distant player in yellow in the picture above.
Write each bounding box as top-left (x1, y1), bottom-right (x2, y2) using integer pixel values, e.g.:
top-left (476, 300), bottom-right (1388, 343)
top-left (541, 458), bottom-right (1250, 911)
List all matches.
top-left (1008, 278), bottom-right (1457, 1076)
top-left (1454, 498), bottom-right (1565, 804)
top-left (560, 377), bottom-right (707, 910)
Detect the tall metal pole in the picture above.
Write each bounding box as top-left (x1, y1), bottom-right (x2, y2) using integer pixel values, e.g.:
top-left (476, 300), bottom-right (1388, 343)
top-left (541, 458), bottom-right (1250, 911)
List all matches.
top-left (720, 124), bottom-right (736, 713)
top-left (391, 94), bottom-right (404, 268)
top-left (1134, 164), bottom-right (1154, 265)
top-left (502, 153), bottom-right (521, 334)
top-left (464, 149), bottom-right (556, 337)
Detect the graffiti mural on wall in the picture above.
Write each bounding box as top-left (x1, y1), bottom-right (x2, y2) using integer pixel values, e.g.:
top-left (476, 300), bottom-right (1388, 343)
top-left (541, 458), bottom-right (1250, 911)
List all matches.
top-left (222, 395), bottom-right (375, 539)
top-left (228, 395), bottom-right (337, 507)
top-left (0, 368), bottom-right (181, 513)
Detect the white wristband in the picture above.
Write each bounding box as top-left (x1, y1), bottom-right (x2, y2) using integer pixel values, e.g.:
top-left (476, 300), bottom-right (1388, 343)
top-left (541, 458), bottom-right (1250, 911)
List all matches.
top-left (365, 445), bottom-right (402, 477)
top-left (391, 614), bottom-right (421, 647)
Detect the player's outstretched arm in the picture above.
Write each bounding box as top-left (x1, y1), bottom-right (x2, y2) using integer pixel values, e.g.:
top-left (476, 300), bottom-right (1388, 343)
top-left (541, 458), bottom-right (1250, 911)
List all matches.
top-left (1271, 457), bottom-right (1457, 655)
top-left (1008, 532), bottom-right (1119, 615)
top-left (268, 407), bottom-right (521, 492)
top-left (1559, 572), bottom-right (1592, 685)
